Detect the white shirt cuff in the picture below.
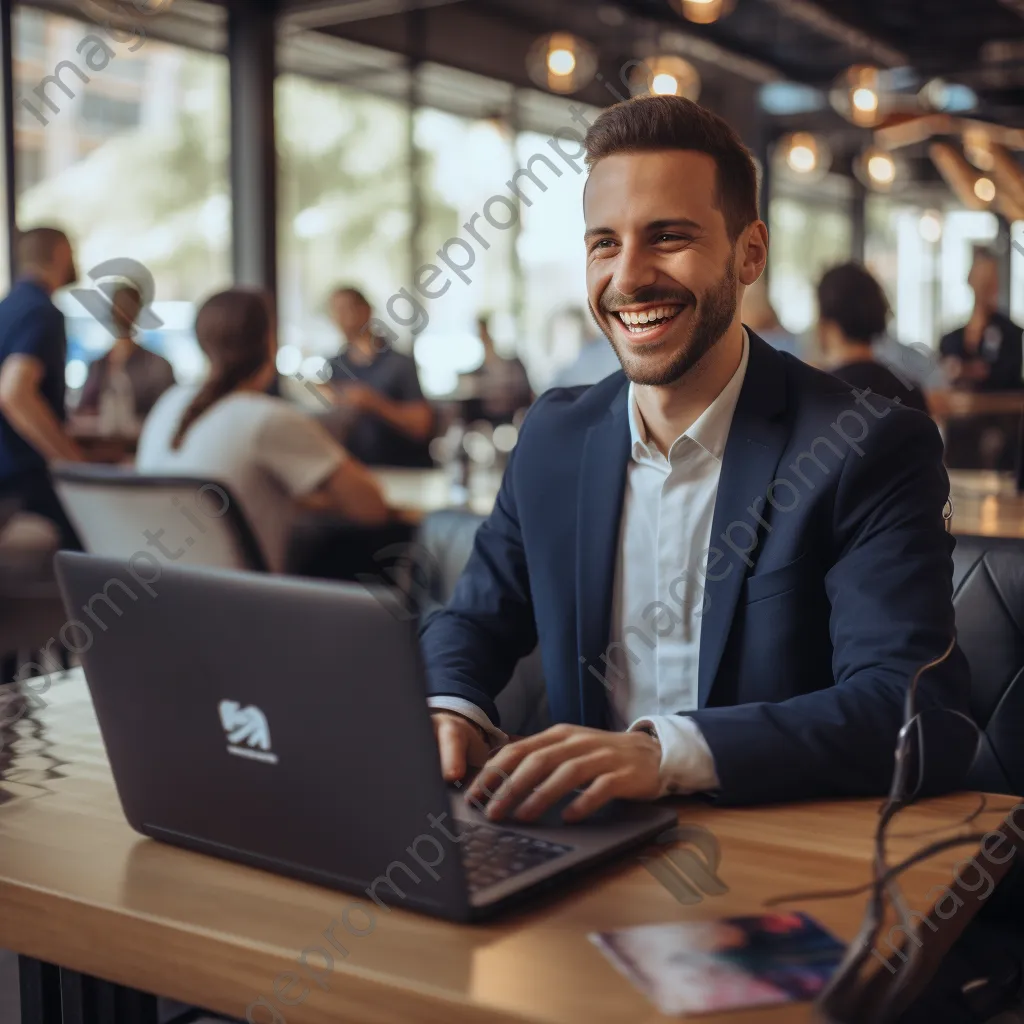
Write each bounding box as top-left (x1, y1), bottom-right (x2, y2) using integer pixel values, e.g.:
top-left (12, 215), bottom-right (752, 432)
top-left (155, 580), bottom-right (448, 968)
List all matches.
top-left (427, 696), bottom-right (509, 750)
top-left (629, 714), bottom-right (720, 797)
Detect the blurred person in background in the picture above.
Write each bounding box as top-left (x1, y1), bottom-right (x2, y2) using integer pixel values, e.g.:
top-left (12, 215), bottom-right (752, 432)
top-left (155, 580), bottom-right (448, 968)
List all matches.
top-left (137, 288), bottom-right (391, 573)
top-left (548, 306), bottom-right (621, 388)
top-left (816, 262), bottom-right (928, 414)
top-left (325, 285), bottom-right (434, 467)
top-left (75, 281), bottom-right (175, 434)
top-left (0, 227), bottom-right (83, 548)
top-left (741, 276), bottom-right (800, 358)
top-left (939, 248), bottom-right (1024, 468)
top-left (460, 313), bottom-right (533, 425)
top-left (940, 247), bottom-right (1023, 392)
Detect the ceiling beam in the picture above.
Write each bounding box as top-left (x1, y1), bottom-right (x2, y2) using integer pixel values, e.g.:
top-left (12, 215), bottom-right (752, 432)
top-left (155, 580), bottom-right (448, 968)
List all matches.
top-left (281, 0), bottom-right (465, 30)
top-left (761, 0), bottom-right (908, 68)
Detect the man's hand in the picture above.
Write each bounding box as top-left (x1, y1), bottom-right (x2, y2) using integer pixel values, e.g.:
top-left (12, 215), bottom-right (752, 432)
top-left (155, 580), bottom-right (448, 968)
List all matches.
top-left (941, 355), bottom-right (964, 385)
top-left (466, 724), bottom-right (662, 824)
top-left (337, 383), bottom-right (382, 415)
top-left (431, 711), bottom-right (492, 783)
top-left (962, 358), bottom-right (991, 383)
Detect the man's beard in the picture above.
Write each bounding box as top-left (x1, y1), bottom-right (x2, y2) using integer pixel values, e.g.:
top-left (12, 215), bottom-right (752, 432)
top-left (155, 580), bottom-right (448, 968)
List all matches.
top-left (599, 256), bottom-right (737, 387)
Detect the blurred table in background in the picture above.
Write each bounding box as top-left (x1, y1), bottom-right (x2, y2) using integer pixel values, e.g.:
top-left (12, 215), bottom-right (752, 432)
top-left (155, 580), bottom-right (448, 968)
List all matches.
top-left (947, 470), bottom-right (1024, 538)
top-left (372, 466), bottom-right (1024, 537)
top-left (375, 467), bottom-right (500, 523)
top-left (926, 390), bottom-right (1024, 424)
top-left (68, 417), bottom-right (138, 465)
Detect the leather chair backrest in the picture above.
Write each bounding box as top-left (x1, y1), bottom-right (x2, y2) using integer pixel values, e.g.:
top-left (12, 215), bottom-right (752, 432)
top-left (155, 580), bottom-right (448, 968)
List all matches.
top-left (952, 534), bottom-right (1024, 796)
top-left (416, 509), bottom-right (549, 737)
top-left (52, 463), bottom-right (267, 572)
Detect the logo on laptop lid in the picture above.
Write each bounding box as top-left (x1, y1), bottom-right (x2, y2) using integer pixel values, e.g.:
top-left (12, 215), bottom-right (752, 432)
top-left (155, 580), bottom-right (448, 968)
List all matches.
top-left (219, 700), bottom-right (278, 764)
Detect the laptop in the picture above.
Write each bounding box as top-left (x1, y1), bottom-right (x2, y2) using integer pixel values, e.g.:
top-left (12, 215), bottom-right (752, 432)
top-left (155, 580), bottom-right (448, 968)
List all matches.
top-left (55, 552), bottom-right (678, 921)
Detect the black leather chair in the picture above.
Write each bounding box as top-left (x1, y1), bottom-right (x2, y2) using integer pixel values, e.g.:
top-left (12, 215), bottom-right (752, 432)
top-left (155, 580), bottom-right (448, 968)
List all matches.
top-left (952, 534), bottom-right (1024, 797)
top-left (415, 509), bottom-right (549, 737)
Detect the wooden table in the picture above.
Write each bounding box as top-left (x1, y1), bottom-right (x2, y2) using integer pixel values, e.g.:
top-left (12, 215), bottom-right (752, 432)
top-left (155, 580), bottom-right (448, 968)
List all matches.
top-left (67, 420), bottom-right (138, 465)
top-left (375, 467), bottom-right (500, 522)
top-left (1, 670), bottom-right (1021, 1024)
top-left (947, 469), bottom-right (1024, 538)
top-left (926, 390), bottom-right (1024, 424)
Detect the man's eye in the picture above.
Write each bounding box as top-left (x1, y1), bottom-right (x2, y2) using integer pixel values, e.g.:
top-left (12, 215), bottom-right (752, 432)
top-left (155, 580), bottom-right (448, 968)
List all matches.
top-left (655, 233), bottom-right (689, 244)
top-left (591, 239), bottom-right (617, 251)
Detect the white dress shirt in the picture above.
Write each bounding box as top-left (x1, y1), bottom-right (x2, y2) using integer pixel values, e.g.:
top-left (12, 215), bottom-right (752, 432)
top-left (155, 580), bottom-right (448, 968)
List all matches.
top-left (429, 331), bottom-right (750, 797)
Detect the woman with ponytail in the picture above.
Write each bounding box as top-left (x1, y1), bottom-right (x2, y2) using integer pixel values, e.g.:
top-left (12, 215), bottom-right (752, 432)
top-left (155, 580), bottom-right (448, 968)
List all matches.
top-left (137, 288), bottom-right (390, 571)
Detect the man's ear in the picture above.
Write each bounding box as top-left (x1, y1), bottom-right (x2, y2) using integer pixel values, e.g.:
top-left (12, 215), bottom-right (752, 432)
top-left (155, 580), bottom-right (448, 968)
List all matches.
top-left (737, 220), bottom-right (769, 287)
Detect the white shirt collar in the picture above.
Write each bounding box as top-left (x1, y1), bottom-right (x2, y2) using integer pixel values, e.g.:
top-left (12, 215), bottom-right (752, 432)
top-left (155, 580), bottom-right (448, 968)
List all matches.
top-left (627, 327), bottom-right (750, 464)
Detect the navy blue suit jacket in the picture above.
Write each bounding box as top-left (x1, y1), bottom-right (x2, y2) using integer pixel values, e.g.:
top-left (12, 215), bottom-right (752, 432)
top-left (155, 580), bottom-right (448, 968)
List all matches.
top-left (420, 331), bottom-right (975, 805)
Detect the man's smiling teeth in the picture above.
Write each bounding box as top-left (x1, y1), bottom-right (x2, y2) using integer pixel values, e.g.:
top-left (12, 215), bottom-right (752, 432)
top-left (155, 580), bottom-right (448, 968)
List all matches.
top-left (616, 306), bottom-right (682, 331)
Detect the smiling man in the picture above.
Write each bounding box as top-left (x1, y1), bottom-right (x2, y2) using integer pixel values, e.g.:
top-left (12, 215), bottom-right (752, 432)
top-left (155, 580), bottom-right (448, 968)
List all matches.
top-left (421, 96), bottom-right (974, 820)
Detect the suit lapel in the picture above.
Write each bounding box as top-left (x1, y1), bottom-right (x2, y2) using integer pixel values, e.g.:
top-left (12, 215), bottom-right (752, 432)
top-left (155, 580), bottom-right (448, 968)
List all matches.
top-left (575, 382), bottom-right (631, 727)
top-left (697, 332), bottom-right (790, 707)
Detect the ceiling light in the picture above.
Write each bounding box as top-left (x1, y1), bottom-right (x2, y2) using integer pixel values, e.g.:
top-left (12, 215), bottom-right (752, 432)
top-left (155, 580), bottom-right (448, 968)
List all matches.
top-left (671, 0), bottom-right (735, 25)
top-left (526, 32), bottom-right (597, 95)
top-left (832, 65), bottom-right (888, 127)
top-left (652, 73), bottom-right (678, 95)
top-left (851, 87), bottom-right (879, 114)
top-left (974, 177), bottom-right (996, 202)
top-left (854, 145), bottom-right (901, 192)
top-left (868, 152), bottom-right (896, 185)
top-left (788, 143), bottom-right (816, 174)
top-left (918, 210), bottom-right (942, 244)
top-left (776, 132), bottom-right (831, 182)
top-left (547, 48), bottom-right (575, 76)
top-left (630, 56), bottom-right (701, 100)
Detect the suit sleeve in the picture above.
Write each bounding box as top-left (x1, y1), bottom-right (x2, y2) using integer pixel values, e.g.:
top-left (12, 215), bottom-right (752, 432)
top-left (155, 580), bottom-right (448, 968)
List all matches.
top-left (689, 408), bottom-right (975, 805)
top-left (419, 421), bottom-right (538, 728)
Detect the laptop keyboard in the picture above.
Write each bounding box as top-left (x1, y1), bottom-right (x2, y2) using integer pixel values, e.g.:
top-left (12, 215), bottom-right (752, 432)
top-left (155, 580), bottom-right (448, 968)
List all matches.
top-left (453, 821), bottom-right (574, 892)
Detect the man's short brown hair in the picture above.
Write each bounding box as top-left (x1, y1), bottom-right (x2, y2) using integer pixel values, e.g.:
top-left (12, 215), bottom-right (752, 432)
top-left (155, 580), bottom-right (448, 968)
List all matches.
top-left (16, 226), bottom-right (69, 271)
top-left (584, 95), bottom-right (759, 241)
top-left (331, 284), bottom-right (370, 307)
top-left (817, 262), bottom-right (890, 343)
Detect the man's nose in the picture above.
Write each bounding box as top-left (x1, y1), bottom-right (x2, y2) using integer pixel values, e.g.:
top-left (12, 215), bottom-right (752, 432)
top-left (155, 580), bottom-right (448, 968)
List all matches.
top-left (611, 242), bottom-right (659, 299)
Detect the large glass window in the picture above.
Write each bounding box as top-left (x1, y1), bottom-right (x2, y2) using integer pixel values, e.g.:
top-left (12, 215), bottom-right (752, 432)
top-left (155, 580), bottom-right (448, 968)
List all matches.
top-left (1012, 221), bottom-right (1024, 327)
top-left (516, 128), bottom-right (588, 388)
top-left (768, 192), bottom-right (852, 338)
top-left (13, 5), bottom-right (230, 385)
top-left (276, 74), bottom-right (412, 373)
top-left (413, 108), bottom-right (518, 395)
top-left (866, 200), bottom-right (998, 349)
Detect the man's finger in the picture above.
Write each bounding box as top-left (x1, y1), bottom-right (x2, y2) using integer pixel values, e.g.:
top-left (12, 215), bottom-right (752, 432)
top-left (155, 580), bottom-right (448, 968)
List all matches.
top-left (511, 750), bottom-right (618, 822)
top-left (477, 742), bottom-right (610, 821)
top-left (466, 741), bottom-right (531, 804)
top-left (466, 726), bottom-right (595, 804)
top-left (478, 746), bottom-right (569, 820)
top-left (435, 715), bottom-right (468, 781)
top-left (562, 771), bottom-right (629, 823)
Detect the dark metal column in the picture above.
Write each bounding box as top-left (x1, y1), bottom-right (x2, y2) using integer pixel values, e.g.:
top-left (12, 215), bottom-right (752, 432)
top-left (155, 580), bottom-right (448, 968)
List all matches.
top-left (406, 6), bottom-right (426, 286)
top-left (0, 0), bottom-right (17, 282)
top-left (850, 178), bottom-right (867, 264)
top-left (227, 0), bottom-right (278, 299)
top-left (995, 215), bottom-right (1012, 314)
